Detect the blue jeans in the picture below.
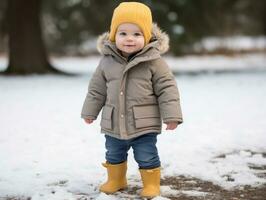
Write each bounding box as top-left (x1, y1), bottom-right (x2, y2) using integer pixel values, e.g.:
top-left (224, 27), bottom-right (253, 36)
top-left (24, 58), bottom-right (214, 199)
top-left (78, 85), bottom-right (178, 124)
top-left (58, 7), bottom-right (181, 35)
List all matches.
top-left (105, 133), bottom-right (161, 169)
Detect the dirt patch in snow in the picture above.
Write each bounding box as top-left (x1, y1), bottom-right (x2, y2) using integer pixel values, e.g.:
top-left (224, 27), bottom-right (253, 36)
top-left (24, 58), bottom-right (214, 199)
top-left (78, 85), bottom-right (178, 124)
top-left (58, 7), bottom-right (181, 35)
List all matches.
top-left (161, 175), bottom-right (266, 200)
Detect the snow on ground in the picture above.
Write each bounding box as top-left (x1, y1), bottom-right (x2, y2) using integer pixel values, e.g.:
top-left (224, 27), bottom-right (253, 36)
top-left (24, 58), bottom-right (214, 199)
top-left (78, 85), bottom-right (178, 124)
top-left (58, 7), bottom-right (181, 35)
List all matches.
top-left (193, 36), bottom-right (266, 52)
top-left (51, 53), bottom-right (266, 74)
top-left (1, 53), bottom-right (265, 75)
top-left (0, 55), bottom-right (266, 199)
top-left (167, 53), bottom-right (266, 73)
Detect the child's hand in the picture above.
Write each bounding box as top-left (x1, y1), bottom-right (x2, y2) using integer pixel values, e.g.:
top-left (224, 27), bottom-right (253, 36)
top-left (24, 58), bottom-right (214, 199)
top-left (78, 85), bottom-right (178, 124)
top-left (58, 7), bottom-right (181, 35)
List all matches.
top-left (84, 118), bottom-right (94, 124)
top-left (165, 121), bottom-right (178, 130)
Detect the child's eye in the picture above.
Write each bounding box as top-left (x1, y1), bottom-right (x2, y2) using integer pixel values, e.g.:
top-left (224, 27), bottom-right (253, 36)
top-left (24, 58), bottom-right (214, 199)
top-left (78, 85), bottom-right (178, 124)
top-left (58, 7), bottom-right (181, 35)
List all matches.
top-left (134, 32), bottom-right (142, 36)
top-left (119, 32), bottom-right (127, 36)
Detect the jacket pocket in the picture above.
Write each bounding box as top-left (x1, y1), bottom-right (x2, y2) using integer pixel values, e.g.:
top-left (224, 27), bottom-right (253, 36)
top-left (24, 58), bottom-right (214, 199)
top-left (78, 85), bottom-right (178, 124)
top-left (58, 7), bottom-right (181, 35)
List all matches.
top-left (100, 105), bottom-right (114, 130)
top-left (133, 104), bottom-right (161, 129)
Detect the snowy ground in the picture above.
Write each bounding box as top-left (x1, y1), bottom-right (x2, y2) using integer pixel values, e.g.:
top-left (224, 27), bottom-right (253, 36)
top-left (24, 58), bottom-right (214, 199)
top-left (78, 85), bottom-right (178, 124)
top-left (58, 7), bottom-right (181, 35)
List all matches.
top-left (193, 36), bottom-right (266, 52)
top-left (0, 55), bottom-right (266, 199)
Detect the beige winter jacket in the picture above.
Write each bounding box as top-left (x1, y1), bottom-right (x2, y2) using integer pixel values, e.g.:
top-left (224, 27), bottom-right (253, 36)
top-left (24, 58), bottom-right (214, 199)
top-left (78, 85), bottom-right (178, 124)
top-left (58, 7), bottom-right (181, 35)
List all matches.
top-left (81, 24), bottom-right (183, 139)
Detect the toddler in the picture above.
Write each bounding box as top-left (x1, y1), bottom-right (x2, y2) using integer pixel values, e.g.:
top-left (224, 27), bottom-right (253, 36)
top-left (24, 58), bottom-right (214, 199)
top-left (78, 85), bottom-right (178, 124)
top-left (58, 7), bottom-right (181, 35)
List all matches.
top-left (81, 2), bottom-right (183, 198)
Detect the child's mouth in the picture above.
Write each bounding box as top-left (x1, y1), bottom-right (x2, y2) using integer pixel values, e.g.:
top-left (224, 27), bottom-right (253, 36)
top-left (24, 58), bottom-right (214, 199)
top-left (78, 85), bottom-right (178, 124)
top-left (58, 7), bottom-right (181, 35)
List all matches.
top-left (124, 45), bottom-right (135, 47)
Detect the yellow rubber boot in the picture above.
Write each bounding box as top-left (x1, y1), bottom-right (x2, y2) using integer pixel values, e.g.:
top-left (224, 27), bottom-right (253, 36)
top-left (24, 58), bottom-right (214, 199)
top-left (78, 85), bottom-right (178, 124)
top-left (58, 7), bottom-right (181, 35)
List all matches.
top-left (100, 161), bottom-right (127, 194)
top-left (139, 167), bottom-right (161, 198)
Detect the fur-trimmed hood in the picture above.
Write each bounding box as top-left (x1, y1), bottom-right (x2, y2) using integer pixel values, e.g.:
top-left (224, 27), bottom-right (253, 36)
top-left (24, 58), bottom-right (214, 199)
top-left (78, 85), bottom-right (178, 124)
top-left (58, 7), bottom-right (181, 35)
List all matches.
top-left (97, 23), bottom-right (169, 56)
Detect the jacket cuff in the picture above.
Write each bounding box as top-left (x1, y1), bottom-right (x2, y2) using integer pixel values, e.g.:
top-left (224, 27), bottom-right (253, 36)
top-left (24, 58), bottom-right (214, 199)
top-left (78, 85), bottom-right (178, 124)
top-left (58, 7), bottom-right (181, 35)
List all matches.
top-left (163, 117), bottom-right (183, 124)
top-left (81, 115), bottom-right (97, 120)
top-left (81, 100), bottom-right (102, 118)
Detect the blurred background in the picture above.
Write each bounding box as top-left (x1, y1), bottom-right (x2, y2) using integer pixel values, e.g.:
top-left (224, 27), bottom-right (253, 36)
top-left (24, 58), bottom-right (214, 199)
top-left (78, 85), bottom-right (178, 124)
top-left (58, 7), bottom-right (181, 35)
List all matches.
top-left (0, 0), bottom-right (265, 74)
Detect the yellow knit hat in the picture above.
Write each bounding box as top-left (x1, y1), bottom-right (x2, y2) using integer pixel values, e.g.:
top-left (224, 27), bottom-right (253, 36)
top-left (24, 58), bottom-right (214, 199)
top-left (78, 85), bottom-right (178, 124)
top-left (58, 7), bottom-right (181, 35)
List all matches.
top-left (109, 2), bottom-right (152, 45)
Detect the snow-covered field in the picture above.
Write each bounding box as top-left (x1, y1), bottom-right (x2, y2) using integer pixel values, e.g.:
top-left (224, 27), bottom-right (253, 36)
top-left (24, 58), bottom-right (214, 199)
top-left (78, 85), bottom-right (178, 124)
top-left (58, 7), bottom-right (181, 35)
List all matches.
top-left (0, 55), bottom-right (266, 199)
top-left (193, 36), bottom-right (266, 52)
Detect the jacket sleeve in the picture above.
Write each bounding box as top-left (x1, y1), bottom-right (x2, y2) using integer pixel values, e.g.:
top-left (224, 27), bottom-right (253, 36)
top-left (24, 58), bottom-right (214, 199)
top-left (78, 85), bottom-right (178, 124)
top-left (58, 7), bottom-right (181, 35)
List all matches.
top-left (81, 60), bottom-right (107, 119)
top-left (151, 58), bottom-right (183, 124)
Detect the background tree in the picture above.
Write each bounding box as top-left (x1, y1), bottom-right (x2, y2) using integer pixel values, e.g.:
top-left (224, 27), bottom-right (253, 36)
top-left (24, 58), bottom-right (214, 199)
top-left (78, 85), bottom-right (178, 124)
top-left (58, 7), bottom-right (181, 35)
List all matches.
top-left (4, 0), bottom-right (60, 74)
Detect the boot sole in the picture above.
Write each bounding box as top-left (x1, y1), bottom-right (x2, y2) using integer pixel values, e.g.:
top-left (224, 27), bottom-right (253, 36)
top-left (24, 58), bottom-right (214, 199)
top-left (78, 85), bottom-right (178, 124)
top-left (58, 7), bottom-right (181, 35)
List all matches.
top-left (141, 197), bottom-right (155, 200)
top-left (141, 193), bottom-right (160, 199)
top-left (100, 186), bottom-right (128, 194)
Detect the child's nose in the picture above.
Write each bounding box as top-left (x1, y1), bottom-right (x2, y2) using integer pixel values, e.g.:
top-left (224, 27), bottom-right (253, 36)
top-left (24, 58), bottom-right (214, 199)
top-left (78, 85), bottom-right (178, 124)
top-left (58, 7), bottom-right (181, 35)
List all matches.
top-left (126, 35), bottom-right (134, 41)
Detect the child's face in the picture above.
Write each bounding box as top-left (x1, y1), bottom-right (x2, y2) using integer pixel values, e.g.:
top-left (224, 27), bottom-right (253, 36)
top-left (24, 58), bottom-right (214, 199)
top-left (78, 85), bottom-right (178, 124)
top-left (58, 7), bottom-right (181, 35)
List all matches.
top-left (115, 23), bottom-right (145, 58)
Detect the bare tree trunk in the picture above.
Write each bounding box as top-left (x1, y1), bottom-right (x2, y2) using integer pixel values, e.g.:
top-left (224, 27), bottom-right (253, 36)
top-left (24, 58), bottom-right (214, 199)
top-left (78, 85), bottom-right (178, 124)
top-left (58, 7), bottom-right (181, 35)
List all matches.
top-left (5, 0), bottom-right (61, 74)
